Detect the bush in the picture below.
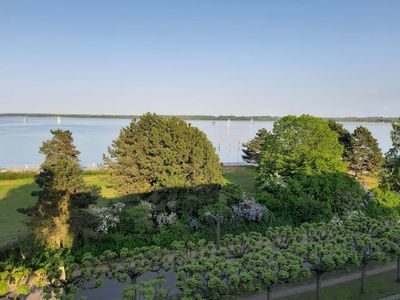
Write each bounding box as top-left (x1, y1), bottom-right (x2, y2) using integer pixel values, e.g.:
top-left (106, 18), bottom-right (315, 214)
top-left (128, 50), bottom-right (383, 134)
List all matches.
top-left (0, 281), bottom-right (9, 297)
top-left (257, 173), bottom-right (365, 226)
top-left (119, 205), bottom-right (154, 235)
top-left (152, 221), bottom-right (199, 248)
top-left (364, 188), bottom-right (400, 218)
top-left (15, 283), bottom-right (30, 296)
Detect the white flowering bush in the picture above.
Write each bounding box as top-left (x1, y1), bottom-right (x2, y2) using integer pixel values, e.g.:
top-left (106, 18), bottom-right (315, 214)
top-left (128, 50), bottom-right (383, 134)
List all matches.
top-left (232, 197), bottom-right (266, 222)
top-left (89, 202), bottom-right (126, 234)
top-left (156, 212), bottom-right (177, 227)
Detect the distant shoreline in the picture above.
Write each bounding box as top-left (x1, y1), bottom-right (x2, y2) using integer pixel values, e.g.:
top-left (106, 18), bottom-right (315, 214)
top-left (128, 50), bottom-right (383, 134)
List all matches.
top-left (0, 113), bottom-right (398, 123)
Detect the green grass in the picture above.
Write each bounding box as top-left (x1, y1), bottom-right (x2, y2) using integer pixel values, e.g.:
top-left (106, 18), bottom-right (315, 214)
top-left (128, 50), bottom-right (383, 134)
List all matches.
top-left (0, 167), bottom-right (257, 247)
top-left (0, 178), bottom-right (36, 246)
top-left (222, 165), bottom-right (257, 194)
top-left (284, 269), bottom-right (400, 300)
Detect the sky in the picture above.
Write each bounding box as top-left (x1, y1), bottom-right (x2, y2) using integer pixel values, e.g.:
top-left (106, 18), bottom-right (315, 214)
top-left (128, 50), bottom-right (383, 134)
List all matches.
top-left (0, 0), bottom-right (399, 117)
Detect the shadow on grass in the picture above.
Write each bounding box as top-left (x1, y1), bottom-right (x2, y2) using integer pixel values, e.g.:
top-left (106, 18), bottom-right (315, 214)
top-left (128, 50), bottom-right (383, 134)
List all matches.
top-left (0, 180), bottom-right (37, 249)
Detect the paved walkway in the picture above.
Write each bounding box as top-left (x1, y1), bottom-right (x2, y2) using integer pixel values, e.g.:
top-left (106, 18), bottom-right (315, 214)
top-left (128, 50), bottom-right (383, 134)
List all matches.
top-left (237, 262), bottom-right (397, 300)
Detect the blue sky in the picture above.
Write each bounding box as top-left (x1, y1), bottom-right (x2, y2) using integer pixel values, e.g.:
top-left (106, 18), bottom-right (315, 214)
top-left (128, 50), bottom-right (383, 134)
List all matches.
top-left (0, 0), bottom-right (399, 117)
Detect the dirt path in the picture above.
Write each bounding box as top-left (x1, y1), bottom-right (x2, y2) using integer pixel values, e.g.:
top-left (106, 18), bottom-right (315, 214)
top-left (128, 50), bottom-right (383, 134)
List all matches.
top-left (236, 262), bottom-right (397, 300)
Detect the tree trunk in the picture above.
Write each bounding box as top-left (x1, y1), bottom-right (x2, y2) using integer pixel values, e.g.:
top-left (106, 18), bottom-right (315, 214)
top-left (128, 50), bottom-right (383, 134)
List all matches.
top-left (316, 272), bottom-right (321, 300)
top-left (360, 263), bottom-right (366, 294)
top-left (397, 257), bottom-right (400, 282)
top-left (216, 219), bottom-right (221, 250)
top-left (130, 274), bottom-right (137, 300)
top-left (266, 286), bottom-right (272, 300)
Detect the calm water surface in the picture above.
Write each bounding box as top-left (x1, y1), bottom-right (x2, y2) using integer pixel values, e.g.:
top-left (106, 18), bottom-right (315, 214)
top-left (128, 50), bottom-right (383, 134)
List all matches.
top-left (0, 117), bottom-right (393, 168)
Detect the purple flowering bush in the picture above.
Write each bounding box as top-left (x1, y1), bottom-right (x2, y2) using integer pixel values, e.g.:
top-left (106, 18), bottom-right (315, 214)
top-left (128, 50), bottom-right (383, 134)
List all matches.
top-left (232, 197), bottom-right (267, 222)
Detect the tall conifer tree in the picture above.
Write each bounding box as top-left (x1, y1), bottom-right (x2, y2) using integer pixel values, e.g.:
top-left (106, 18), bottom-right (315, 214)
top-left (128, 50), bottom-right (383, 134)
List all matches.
top-left (30, 130), bottom-right (96, 249)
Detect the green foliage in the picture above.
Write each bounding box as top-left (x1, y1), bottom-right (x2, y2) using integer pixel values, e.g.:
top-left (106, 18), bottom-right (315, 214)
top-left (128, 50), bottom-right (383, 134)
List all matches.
top-left (327, 120), bottom-right (352, 162)
top-left (381, 122), bottom-right (400, 191)
top-left (0, 281), bottom-right (9, 297)
top-left (365, 188), bottom-right (400, 218)
top-left (29, 130), bottom-right (97, 249)
top-left (119, 206), bottom-right (154, 236)
top-left (15, 283), bottom-right (30, 295)
top-left (257, 173), bottom-right (365, 225)
top-left (104, 113), bottom-right (223, 197)
top-left (349, 126), bottom-right (383, 177)
top-left (242, 128), bottom-right (271, 164)
top-left (258, 115), bottom-right (347, 184)
top-left (123, 277), bottom-right (169, 300)
top-left (0, 172), bottom-right (36, 180)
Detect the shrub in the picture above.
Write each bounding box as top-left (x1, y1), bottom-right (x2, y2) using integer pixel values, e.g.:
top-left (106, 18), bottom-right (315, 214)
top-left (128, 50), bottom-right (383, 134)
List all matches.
top-left (0, 282), bottom-right (9, 297)
top-left (257, 173), bottom-right (365, 226)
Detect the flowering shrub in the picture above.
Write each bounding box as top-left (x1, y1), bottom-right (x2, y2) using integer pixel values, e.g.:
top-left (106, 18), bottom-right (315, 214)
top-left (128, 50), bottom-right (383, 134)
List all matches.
top-left (156, 212), bottom-right (177, 227)
top-left (89, 202), bottom-right (125, 233)
top-left (232, 197), bottom-right (266, 222)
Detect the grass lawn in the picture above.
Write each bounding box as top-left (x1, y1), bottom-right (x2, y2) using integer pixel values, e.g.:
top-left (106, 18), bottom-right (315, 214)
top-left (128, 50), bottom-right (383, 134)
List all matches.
top-left (222, 165), bottom-right (257, 194)
top-left (0, 178), bottom-right (36, 247)
top-left (284, 269), bottom-right (400, 300)
top-left (0, 167), bottom-right (257, 247)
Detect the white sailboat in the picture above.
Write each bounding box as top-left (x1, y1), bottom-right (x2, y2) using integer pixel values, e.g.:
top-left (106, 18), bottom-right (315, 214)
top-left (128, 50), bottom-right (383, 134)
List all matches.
top-left (23, 116), bottom-right (27, 124)
top-left (226, 118), bottom-right (231, 127)
top-left (57, 116), bottom-right (61, 125)
top-left (250, 118), bottom-right (254, 125)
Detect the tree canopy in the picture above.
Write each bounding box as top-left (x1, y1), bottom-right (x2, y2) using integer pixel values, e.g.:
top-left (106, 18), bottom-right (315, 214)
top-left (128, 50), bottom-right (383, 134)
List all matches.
top-left (257, 115), bottom-right (347, 183)
top-left (104, 113), bottom-right (223, 197)
top-left (30, 130), bottom-right (97, 249)
top-left (327, 120), bottom-right (352, 162)
top-left (242, 128), bottom-right (271, 164)
top-left (349, 126), bottom-right (383, 177)
top-left (381, 122), bottom-right (400, 191)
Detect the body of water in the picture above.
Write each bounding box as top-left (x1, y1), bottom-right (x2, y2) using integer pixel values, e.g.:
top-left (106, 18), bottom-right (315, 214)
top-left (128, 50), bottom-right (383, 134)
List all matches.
top-left (0, 116), bottom-right (393, 169)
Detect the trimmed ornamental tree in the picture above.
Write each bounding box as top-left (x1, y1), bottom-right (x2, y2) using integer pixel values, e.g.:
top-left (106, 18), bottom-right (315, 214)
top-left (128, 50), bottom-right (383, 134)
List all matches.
top-left (381, 121), bottom-right (400, 191)
top-left (242, 128), bottom-right (271, 164)
top-left (258, 115), bottom-right (347, 184)
top-left (349, 126), bottom-right (383, 177)
top-left (343, 216), bottom-right (391, 293)
top-left (241, 248), bottom-right (309, 300)
top-left (293, 240), bottom-right (357, 300)
top-left (30, 129), bottom-right (97, 249)
top-left (104, 113), bottom-right (223, 198)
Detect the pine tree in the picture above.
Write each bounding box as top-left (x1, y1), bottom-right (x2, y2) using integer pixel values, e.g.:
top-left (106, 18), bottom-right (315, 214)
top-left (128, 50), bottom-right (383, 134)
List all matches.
top-left (327, 120), bottom-right (352, 162)
top-left (381, 121), bottom-right (400, 191)
top-left (30, 130), bottom-right (97, 249)
top-left (241, 128), bottom-right (271, 164)
top-left (349, 126), bottom-right (383, 177)
top-left (104, 113), bottom-right (223, 197)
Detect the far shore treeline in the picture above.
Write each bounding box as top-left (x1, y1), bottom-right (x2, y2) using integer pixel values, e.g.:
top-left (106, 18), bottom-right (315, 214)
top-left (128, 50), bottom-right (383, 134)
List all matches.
top-left (0, 113), bottom-right (398, 123)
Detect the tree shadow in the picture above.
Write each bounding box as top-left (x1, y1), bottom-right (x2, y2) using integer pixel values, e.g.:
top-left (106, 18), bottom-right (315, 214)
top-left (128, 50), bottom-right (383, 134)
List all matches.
top-left (0, 180), bottom-right (37, 251)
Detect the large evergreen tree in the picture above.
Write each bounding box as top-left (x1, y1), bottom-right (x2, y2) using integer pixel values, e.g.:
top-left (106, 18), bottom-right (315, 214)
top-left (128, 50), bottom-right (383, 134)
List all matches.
top-left (241, 128), bottom-right (271, 164)
top-left (257, 115), bottom-right (347, 183)
top-left (349, 126), bottom-right (383, 177)
top-left (104, 113), bottom-right (223, 197)
top-left (30, 130), bottom-right (97, 249)
top-left (327, 120), bottom-right (352, 162)
top-left (381, 122), bottom-right (400, 191)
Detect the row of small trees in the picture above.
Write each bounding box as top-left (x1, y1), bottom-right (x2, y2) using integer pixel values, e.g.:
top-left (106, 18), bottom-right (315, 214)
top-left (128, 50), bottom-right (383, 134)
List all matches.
top-left (2, 215), bottom-right (399, 299)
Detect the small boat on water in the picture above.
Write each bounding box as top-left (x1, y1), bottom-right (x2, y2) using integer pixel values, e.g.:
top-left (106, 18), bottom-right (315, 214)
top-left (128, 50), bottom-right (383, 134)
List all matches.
top-left (57, 116), bottom-right (61, 125)
top-left (226, 118), bottom-right (231, 127)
